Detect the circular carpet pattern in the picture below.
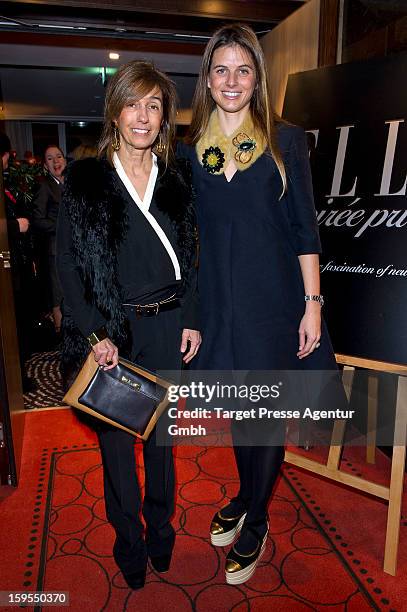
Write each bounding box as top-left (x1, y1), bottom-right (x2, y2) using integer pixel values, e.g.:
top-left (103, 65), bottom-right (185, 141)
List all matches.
top-left (24, 350), bottom-right (65, 409)
top-left (31, 441), bottom-right (382, 611)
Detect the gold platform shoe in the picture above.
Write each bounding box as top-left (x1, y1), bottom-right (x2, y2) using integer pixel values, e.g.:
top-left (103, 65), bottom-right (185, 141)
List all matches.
top-left (210, 507), bottom-right (247, 547)
top-left (225, 526), bottom-right (268, 585)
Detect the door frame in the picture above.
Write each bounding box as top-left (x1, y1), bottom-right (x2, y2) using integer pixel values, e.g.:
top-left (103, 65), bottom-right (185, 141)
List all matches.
top-left (0, 159), bottom-right (25, 486)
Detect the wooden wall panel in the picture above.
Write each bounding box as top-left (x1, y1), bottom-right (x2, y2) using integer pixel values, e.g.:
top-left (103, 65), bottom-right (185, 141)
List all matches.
top-left (319, 0), bottom-right (340, 66)
top-left (261, 0), bottom-right (320, 116)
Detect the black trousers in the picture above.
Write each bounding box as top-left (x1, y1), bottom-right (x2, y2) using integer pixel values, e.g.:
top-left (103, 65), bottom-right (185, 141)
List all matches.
top-left (97, 304), bottom-right (181, 574)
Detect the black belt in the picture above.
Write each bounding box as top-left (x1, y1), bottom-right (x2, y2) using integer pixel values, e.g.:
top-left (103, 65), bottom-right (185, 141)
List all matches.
top-left (123, 293), bottom-right (179, 317)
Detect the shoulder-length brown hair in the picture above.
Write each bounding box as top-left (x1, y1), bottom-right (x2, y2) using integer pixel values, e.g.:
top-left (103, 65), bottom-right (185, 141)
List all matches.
top-left (98, 60), bottom-right (177, 166)
top-left (187, 23), bottom-right (286, 194)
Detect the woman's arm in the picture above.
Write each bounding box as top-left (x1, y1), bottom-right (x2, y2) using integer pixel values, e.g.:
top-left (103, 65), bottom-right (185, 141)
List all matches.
top-left (284, 126), bottom-right (323, 359)
top-left (297, 253), bottom-right (321, 359)
top-left (180, 262), bottom-right (201, 363)
top-left (6, 217), bottom-right (20, 240)
top-left (175, 153), bottom-right (201, 363)
top-left (32, 182), bottom-right (56, 233)
top-left (56, 197), bottom-right (119, 368)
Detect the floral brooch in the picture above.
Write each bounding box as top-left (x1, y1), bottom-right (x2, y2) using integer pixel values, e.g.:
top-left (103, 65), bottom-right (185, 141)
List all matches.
top-left (202, 146), bottom-right (225, 174)
top-left (233, 132), bottom-right (256, 164)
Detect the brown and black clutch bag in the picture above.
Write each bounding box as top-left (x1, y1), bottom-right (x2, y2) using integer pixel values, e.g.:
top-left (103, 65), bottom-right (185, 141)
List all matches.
top-left (63, 352), bottom-right (171, 440)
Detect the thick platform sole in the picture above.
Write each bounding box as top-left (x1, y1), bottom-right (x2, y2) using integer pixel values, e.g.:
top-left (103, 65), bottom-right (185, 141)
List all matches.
top-left (225, 532), bottom-right (268, 585)
top-left (210, 513), bottom-right (246, 547)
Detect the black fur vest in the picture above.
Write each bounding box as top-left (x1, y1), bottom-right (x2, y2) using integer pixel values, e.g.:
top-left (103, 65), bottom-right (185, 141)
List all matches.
top-left (61, 156), bottom-right (196, 373)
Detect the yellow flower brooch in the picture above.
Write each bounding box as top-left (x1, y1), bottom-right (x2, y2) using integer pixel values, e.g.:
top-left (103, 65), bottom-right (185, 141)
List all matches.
top-left (202, 146), bottom-right (225, 173)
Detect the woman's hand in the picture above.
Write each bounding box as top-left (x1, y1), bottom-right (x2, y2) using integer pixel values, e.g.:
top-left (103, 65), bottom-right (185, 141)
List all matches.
top-left (297, 303), bottom-right (321, 359)
top-left (17, 217), bottom-right (30, 233)
top-left (92, 338), bottom-right (119, 370)
top-left (180, 329), bottom-right (202, 363)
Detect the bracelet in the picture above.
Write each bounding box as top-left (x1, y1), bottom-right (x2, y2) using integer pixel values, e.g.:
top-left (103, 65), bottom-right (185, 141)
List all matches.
top-left (87, 326), bottom-right (108, 347)
top-left (304, 294), bottom-right (324, 306)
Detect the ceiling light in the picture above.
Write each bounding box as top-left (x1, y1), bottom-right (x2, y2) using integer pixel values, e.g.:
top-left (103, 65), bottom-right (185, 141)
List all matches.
top-left (37, 24), bottom-right (87, 30)
top-left (174, 33), bottom-right (211, 39)
top-left (109, 52), bottom-right (120, 60)
top-left (38, 24), bottom-right (75, 29)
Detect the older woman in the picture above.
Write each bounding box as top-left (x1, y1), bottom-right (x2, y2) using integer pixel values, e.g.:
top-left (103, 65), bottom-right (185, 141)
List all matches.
top-left (56, 61), bottom-right (201, 589)
top-left (32, 145), bottom-right (67, 332)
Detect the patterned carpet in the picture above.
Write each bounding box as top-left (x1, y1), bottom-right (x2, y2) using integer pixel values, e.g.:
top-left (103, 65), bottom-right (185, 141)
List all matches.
top-left (24, 351), bottom-right (65, 409)
top-left (2, 410), bottom-right (406, 611)
top-left (36, 445), bottom-right (378, 610)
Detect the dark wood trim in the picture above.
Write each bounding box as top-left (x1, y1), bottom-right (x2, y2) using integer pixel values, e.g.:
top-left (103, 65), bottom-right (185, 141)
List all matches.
top-left (318, 0), bottom-right (340, 67)
top-left (3, 0), bottom-right (304, 22)
top-left (1, 0), bottom-right (309, 43)
top-left (0, 31), bottom-right (206, 54)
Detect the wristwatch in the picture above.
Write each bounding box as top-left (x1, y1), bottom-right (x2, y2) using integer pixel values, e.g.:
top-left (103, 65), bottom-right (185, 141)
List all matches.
top-left (304, 294), bottom-right (324, 306)
top-left (87, 326), bottom-right (108, 347)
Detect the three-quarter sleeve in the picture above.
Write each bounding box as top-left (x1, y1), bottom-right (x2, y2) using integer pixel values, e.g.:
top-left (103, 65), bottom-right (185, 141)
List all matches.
top-left (32, 182), bottom-right (57, 234)
top-left (285, 126), bottom-right (322, 255)
top-left (7, 217), bottom-right (20, 241)
top-left (56, 198), bottom-right (107, 338)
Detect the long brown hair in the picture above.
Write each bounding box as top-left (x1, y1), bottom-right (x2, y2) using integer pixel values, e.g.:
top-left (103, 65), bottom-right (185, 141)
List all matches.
top-left (98, 60), bottom-right (177, 166)
top-left (187, 23), bottom-right (286, 194)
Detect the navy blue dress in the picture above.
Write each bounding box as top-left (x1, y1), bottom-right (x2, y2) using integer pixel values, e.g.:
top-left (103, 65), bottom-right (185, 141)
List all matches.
top-left (178, 123), bottom-right (336, 371)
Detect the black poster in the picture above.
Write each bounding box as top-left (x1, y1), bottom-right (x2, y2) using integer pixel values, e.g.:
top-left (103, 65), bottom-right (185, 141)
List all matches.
top-left (283, 52), bottom-right (407, 365)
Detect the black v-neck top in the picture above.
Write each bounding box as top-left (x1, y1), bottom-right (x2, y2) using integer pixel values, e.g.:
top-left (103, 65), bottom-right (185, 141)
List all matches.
top-left (114, 171), bottom-right (179, 302)
top-left (57, 163), bottom-right (198, 337)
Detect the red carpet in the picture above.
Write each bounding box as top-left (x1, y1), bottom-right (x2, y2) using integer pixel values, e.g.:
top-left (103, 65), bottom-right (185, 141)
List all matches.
top-left (0, 409), bottom-right (406, 611)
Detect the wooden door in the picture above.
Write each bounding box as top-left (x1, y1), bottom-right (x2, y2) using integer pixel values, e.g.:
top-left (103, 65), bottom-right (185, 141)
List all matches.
top-left (0, 161), bottom-right (25, 486)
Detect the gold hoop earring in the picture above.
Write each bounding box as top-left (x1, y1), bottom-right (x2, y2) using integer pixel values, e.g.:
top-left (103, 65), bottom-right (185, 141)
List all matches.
top-left (155, 133), bottom-right (166, 155)
top-left (112, 126), bottom-right (121, 151)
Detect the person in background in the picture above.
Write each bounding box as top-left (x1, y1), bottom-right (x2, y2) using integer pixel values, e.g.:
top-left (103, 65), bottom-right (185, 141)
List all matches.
top-left (71, 144), bottom-right (97, 161)
top-left (178, 23), bottom-right (338, 585)
top-left (32, 145), bottom-right (66, 333)
top-left (56, 60), bottom-right (201, 590)
top-left (0, 132), bottom-right (36, 392)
